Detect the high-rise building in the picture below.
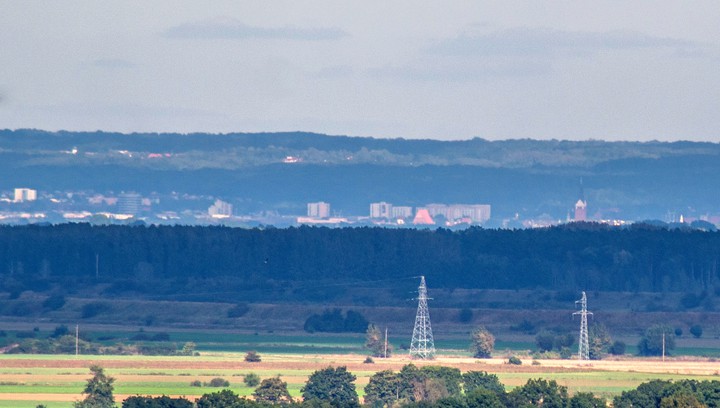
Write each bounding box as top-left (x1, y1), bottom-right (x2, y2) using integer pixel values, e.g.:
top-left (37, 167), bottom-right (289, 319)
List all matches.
top-left (392, 206), bottom-right (413, 218)
top-left (208, 199), bottom-right (233, 218)
top-left (13, 188), bottom-right (37, 202)
top-left (307, 202), bottom-right (330, 218)
top-left (117, 193), bottom-right (142, 215)
top-left (370, 202), bottom-right (392, 218)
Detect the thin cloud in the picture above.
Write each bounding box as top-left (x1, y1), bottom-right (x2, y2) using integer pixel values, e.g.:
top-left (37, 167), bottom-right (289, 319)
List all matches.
top-left (91, 58), bottom-right (135, 69)
top-left (429, 27), bottom-right (699, 57)
top-left (163, 17), bottom-right (347, 41)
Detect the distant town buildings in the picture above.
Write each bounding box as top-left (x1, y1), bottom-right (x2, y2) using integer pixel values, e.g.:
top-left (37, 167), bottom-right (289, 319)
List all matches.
top-left (13, 188), bottom-right (37, 202)
top-left (369, 201), bottom-right (491, 225)
top-left (307, 202), bottom-right (330, 218)
top-left (208, 199), bottom-right (232, 218)
top-left (425, 203), bottom-right (491, 223)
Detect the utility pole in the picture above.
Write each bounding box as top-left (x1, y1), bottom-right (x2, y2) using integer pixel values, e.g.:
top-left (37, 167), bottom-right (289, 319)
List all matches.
top-left (410, 276), bottom-right (435, 359)
top-left (573, 291), bottom-right (593, 360)
top-left (662, 332), bottom-right (666, 362)
top-left (384, 327), bottom-right (388, 358)
top-left (75, 324), bottom-right (79, 356)
top-left (95, 254), bottom-right (99, 280)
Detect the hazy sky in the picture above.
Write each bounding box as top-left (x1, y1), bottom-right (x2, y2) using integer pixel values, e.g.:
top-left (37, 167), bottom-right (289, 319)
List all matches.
top-left (1, 1), bottom-right (719, 141)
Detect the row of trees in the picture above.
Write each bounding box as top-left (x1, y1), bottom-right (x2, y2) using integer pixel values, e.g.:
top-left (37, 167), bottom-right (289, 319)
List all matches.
top-left (3, 224), bottom-right (720, 302)
top-left (69, 364), bottom-right (720, 408)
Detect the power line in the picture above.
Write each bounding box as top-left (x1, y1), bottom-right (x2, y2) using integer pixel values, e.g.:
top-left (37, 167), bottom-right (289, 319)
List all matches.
top-left (410, 276), bottom-right (435, 359)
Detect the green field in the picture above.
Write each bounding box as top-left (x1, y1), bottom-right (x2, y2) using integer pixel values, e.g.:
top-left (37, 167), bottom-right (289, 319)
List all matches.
top-left (1, 328), bottom-right (720, 407)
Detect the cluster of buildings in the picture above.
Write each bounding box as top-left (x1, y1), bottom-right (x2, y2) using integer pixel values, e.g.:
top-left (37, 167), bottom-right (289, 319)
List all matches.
top-left (298, 201), bottom-right (492, 227)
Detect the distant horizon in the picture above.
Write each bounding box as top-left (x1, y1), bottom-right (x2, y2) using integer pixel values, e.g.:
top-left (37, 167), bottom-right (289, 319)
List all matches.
top-left (3, 127), bottom-right (718, 145)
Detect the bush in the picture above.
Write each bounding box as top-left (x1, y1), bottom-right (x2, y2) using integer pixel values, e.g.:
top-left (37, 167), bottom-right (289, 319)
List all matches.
top-left (508, 356), bottom-right (522, 365)
top-left (559, 347), bottom-right (573, 359)
top-left (609, 340), bottom-right (626, 355)
top-left (458, 308), bottom-right (473, 323)
top-left (207, 377), bottom-right (230, 387)
top-left (50, 325), bottom-right (70, 338)
top-left (690, 325), bottom-right (703, 338)
top-left (363, 356), bottom-right (375, 364)
top-left (303, 308), bottom-right (369, 333)
top-left (81, 302), bottom-right (110, 318)
top-left (190, 380), bottom-right (202, 387)
top-left (243, 373), bottom-right (260, 387)
top-left (42, 295), bottom-right (66, 311)
top-left (675, 328), bottom-right (683, 337)
top-left (244, 351), bottom-right (261, 362)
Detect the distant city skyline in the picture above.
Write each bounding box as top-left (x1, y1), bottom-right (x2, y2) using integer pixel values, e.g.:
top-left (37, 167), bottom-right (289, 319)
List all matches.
top-left (1, 2), bottom-right (719, 142)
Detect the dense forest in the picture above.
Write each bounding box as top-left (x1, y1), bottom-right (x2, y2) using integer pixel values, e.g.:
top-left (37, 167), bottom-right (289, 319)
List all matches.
top-left (0, 224), bottom-right (718, 304)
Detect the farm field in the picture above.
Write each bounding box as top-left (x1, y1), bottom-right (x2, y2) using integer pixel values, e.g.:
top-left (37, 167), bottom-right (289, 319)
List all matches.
top-left (1, 351), bottom-right (720, 407)
top-left (1, 327), bottom-right (720, 407)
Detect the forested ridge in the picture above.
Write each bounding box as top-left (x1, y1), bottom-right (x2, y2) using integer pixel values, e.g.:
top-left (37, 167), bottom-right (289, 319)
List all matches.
top-left (1, 224), bottom-right (718, 302)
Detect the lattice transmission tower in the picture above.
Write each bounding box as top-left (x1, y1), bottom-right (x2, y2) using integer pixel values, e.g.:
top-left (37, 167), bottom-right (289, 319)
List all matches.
top-left (573, 291), bottom-right (593, 360)
top-left (410, 276), bottom-right (435, 359)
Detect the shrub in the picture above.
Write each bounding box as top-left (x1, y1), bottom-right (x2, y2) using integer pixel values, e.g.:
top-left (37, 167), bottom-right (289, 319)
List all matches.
top-left (508, 356), bottom-right (522, 365)
top-left (363, 356), bottom-right (375, 364)
top-left (458, 308), bottom-right (473, 323)
top-left (81, 302), bottom-right (110, 318)
top-left (244, 373), bottom-right (260, 387)
top-left (609, 340), bottom-right (626, 355)
top-left (190, 380), bottom-right (202, 387)
top-left (675, 328), bottom-right (683, 337)
top-left (245, 351), bottom-right (261, 362)
top-left (690, 325), bottom-right (703, 338)
top-left (42, 295), bottom-right (66, 311)
top-left (207, 377), bottom-right (230, 387)
top-left (559, 347), bottom-right (573, 359)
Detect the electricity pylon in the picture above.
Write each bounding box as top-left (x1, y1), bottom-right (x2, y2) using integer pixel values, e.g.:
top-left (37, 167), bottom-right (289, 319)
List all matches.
top-left (573, 291), bottom-right (593, 360)
top-left (410, 276), bottom-right (435, 359)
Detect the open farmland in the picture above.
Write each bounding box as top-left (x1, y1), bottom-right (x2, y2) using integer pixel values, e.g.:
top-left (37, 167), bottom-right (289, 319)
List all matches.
top-left (1, 350), bottom-right (720, 407)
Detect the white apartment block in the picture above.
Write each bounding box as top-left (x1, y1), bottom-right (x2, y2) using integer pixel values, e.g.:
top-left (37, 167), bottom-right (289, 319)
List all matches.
top-left (307, 201), bottom-right (331, 218)
top-left (425, 203), bottom-right (491, 223)
top-left (370, 202), bottom-right (393, 218)
top-left (14, 188), bottom-right (37, 202)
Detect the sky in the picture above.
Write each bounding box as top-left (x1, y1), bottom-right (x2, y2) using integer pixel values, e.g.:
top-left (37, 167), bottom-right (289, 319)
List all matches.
top-left (1, 1), bottom-right (719, 142)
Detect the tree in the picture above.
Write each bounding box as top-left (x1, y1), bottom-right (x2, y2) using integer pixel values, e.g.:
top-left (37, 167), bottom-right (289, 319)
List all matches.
top-left (244, 373), bottom-right (260, 387)
top-left (535, 331), bottom-right (556, 352)
top-left (609, 341), bottom-right (626, 356)
top-left (244, 351), bottom-right (261, 362)
top-left (122, 395), bottom-right (194, 408)
top-left (462, 371), bottom-right (505, 395)
top-left (74, 365), bottom-right (115, 408)
top-left (195, 389), bottom-right (242, 408)
top-left (690, 325), bottom-right (703, 338)
top-left (253, 377), bottom-right (292, 403)
top-left (570, 392), bottom-right (607, 408)
top-left (588, 324), bottom-right (612, 360)
top-left (507, 379), bottom-right (569, 408)
top-left (301, 366), bottom-right (359, 407)
top-left (470, 326), bottom-right (495, 358)
top-left (637, 325), bottom-right (676, 356)
top-left (364, 370), bottom-right (400, 408)
top-left (366, 324), bottom-right (392, 357)
top-left (466, 388), bottom-right (505, 408)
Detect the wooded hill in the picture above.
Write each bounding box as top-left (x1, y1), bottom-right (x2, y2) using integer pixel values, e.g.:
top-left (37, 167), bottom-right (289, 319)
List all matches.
top-left (2, 129), bottom-right (720, 219)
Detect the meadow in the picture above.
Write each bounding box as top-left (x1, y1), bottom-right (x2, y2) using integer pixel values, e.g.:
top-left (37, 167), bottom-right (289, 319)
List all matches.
top-left (1, 329), bottom-right (720, 407)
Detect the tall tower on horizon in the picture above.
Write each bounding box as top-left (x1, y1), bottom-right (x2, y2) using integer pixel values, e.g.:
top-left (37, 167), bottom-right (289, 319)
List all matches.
top-left (574, 178), bottom-right (587, 221)
top-left (410, 276), bottom-right (435, 359)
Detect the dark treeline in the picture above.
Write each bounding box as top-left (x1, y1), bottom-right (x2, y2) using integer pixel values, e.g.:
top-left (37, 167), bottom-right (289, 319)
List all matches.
top-left (1, 224), bottom-right (719, 303)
